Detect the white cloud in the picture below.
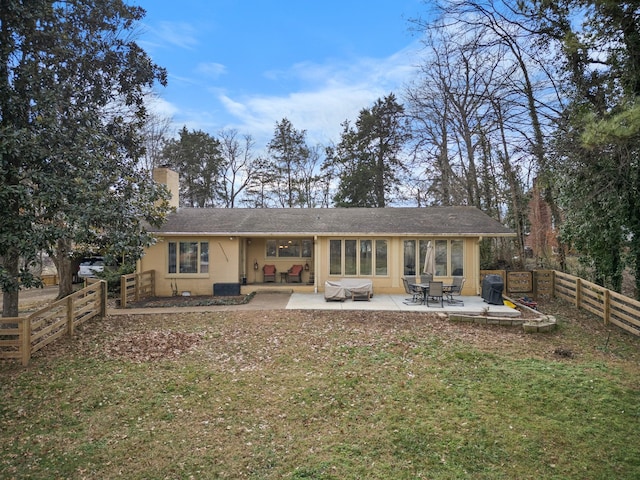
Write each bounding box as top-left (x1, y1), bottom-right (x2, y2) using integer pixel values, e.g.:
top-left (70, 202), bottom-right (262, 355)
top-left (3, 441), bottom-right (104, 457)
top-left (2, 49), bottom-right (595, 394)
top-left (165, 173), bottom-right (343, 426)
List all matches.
top-left (146, 37), bottom-right (424, 150)
top-left (196, 62), bottom-right (227, 79)
top-left (149, 21), bottom-right (199, 50)
top-left (146, 96), bottom-right (179, 118)
top-left (218, 40), bottom-right (422, 149)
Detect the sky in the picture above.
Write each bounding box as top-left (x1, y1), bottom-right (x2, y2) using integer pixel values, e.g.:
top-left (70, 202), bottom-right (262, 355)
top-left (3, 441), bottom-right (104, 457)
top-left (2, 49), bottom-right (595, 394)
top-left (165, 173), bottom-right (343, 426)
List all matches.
top-left (133, 0), bottom-right (429, 151)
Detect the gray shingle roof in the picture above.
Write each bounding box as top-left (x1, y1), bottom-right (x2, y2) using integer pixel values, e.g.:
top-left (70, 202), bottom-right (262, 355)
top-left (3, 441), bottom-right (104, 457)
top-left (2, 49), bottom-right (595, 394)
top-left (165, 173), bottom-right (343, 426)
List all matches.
top-left (151, 207), bottom-right (514, 237)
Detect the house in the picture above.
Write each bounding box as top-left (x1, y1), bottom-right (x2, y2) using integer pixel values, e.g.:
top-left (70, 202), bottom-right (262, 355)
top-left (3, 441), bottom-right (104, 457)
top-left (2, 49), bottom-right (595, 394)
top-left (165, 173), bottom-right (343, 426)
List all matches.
top-left (139, 168), bottom-right (515, 297)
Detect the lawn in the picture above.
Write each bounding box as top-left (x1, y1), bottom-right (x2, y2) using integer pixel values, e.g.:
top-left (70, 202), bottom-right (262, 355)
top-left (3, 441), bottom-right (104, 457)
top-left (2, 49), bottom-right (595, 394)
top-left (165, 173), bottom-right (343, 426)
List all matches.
top-left (1, 299), bottom-right (639, 479)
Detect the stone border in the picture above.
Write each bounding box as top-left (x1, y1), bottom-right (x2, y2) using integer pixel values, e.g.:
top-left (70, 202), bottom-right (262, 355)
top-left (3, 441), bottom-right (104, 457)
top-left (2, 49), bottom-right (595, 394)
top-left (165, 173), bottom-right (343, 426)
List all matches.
top-left (522, 316), bottom-right (557, 333)
top-left (449, 296), bottom-right (557, 333)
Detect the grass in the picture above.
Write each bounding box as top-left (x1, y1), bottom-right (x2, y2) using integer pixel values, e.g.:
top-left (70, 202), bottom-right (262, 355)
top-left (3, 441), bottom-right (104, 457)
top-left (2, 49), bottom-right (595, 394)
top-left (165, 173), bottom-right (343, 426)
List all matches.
top-left (1, 299), bottom-right (639, 479)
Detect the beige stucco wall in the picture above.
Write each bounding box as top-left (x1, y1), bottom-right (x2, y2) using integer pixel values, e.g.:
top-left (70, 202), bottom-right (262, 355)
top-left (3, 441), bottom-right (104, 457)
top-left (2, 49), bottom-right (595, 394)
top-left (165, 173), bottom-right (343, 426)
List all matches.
top-left (140, 236), bottom-right (241, 297)
top-left (139, 234), bottom-right (481, 297)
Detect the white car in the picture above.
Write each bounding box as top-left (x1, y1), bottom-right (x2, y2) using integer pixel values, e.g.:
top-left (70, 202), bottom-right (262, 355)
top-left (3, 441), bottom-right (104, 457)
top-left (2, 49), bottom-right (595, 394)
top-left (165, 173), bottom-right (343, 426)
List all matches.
top-left (78, 257), bottom-right (105, 278)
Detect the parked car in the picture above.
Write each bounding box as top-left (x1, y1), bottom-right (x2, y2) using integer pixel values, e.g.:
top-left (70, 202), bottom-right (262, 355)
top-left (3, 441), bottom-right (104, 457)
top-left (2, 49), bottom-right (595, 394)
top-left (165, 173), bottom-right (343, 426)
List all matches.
top-left (78, 257), bottom-right (105, 278)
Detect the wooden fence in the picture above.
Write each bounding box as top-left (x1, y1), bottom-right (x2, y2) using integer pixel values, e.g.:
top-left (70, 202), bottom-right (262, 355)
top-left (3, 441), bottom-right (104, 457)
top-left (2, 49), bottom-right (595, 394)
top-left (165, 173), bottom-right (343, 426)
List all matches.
top-left (554, 271), bottom-right (640, 337)
top-left (480, 269), bottom-right (555, 298)
top-left (481, 269), bottom-right (640, 337)
top-left (0, 280), bottom-right (107, 366)
top-left (120, 270), bottom-right (155, 308)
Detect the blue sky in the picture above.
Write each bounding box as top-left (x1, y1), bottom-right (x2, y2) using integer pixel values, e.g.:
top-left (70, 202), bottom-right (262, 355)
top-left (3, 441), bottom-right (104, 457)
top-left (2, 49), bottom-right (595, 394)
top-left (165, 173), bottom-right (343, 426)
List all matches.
top-left (133, 0), bottom-right (428, 150)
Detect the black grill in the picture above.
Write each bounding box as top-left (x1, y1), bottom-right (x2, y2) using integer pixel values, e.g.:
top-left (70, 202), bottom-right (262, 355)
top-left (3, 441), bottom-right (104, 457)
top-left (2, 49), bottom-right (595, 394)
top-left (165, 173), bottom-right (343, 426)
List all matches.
top-left (481, 275), bottom-right (504, 305)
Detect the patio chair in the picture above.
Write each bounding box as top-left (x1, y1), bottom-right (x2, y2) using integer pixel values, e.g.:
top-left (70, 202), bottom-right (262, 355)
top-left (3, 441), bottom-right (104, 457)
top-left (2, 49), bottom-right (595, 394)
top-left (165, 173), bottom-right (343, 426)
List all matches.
top-left (287, 264), bottom-right (304, 283)
top-left (446, 276), bottom-right (465, 305)
top-left (426, 281), bottom-right (444, 308)
top-left (419, 273), bottom-right (433, 284)
top-left (263, 264), bottom-right (276, 282)
top-left (402, 277), bottom-right (424, 304)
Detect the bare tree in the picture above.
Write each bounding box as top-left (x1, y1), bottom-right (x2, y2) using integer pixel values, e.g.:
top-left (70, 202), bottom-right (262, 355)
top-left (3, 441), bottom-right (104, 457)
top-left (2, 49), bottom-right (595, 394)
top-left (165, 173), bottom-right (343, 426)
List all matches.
top-left (420, 0), bottom-right (564, 264)
top-left (140, 110), bottom-right (173, 172)
top-left (406, 27), bottom-right (500, 208)
top-left (406, 2), bottom-right (561, 266)
top-left (217, 129), bottom-right (257, 208)
top-left (298, 145), bottom-right (328, 208)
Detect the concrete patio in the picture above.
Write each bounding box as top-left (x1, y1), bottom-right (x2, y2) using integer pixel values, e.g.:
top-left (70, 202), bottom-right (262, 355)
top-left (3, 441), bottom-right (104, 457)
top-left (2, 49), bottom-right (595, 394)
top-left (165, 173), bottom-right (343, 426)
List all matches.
top-left (286, 293), bottom-right (521, 317)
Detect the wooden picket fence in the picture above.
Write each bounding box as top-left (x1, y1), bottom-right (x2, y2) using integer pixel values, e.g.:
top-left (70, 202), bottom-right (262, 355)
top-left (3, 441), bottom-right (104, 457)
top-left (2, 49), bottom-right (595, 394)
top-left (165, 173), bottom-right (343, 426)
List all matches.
top-left (0, 280), bottom-right (107, 366)
top-left (120, 270), bottom-right (155, 308)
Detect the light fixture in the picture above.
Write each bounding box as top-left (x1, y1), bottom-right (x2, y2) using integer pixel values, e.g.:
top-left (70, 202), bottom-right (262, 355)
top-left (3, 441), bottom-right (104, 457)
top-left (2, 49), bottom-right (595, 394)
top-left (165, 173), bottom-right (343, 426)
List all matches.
top-left (254, 260), bottom-right (259, 270)
top-left (304, 262), bottom-right (309, 271)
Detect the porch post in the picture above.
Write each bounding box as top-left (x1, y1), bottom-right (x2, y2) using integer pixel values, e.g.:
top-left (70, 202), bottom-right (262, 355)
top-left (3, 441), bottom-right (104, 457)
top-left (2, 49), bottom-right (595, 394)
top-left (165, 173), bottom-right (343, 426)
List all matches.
top-left (314, 235), bottom-right (318, 293)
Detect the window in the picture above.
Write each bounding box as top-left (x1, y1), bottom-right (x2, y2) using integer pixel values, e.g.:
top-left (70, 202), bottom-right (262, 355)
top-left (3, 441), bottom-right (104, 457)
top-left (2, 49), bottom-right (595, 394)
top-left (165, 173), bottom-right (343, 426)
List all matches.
top-left (404, 240), bottom-right (416, 275)
top-left (375, 240), bottom-right (387, 275)
top-left (330, 239), bottom-right (388, 277)
top-left (451, 240), bottom-right (464, 276)
top-left (360, 240), bottom-right (372, 276)
top-left (168, 241), bottom-right (209, 274)
top-left (345, 240), bottom-right (357, 275)
top-left (330, 240), bottom-right (342, 275)
top-left (278, 239), bottom-right (300, 257)
top-left (266, 238), bottom-right (312, 258)
top-left (302, 239), bottom-right (313, 257)
top-left (435, 240), bottom-right (448, 276)
top-left (266, 240), bottom-right (277, 257)
top-left (404, 239), bottom-right (464, 277)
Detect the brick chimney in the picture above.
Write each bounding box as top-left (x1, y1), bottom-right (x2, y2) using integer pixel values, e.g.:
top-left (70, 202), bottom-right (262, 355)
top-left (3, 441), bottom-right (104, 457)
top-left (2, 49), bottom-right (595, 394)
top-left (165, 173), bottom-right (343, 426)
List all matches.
top-left (152, 166), bottom-right (179, 209)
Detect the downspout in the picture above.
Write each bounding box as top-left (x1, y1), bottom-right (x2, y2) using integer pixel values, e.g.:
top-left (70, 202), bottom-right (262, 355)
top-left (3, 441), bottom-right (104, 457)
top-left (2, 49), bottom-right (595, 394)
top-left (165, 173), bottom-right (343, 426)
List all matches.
top-left (314, 235), bottom-right (318, 293)
top-left (477, 236), bottom-right (483, 295)
top-left (241, 239), bottom-right (247, 285)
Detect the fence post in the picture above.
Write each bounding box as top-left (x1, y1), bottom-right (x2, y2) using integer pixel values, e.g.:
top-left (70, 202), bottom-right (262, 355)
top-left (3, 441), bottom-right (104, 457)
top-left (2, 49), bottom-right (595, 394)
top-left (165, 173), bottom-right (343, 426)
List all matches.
top-left (100, 280), bottom-right (107, 317)
top-left (135, 273), bottom-right (140, 302)
top-left (20, 318), bottom-right (31, 366)
top-left (603, 289), bottom-right (610, 325)
top-left (67, 295), bottom-right (75, 336)
top-left (575, 278), bottom-right (581, 308)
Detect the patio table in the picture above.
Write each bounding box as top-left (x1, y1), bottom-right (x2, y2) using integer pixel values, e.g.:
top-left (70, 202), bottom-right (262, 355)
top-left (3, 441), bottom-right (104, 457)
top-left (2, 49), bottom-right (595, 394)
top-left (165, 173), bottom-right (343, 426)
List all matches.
top-left (412, 283), bottom-right (454, 305)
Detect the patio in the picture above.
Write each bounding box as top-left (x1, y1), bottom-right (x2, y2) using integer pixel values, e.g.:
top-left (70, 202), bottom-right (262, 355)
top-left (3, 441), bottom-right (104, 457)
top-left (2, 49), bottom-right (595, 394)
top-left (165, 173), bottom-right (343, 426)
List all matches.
top-left (286, 293), bottom-right (521, 317)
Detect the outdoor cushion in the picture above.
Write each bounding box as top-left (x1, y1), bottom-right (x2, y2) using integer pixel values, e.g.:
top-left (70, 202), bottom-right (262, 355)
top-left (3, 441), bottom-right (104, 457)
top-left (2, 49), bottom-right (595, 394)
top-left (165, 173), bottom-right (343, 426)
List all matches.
top-left (263, 264), bottom-right (276, 282)
top-left (287, 264), bottom-right (304, 282)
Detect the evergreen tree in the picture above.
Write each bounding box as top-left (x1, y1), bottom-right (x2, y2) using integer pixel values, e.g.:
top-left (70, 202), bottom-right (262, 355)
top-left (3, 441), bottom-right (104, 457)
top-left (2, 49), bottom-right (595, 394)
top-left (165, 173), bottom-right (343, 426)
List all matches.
top-left (266, 118), bottom-right (310, 207)
top-left (0, 0), bottom-right (170, 315)
top-left (161, 126), bottom-right (223, 207)
top-left (329, 94), bottom-right (411, 207)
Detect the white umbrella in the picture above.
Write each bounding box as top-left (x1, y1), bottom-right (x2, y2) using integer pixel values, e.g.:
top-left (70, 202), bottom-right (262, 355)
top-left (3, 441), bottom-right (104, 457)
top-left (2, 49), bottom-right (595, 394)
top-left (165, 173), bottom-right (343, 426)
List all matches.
top-left (423, 241), bottom-right (435, 276)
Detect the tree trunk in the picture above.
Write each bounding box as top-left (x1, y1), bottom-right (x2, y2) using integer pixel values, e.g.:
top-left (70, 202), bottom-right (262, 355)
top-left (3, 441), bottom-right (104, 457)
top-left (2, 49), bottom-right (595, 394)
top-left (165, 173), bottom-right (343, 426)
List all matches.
top-left (494, 101), bottom-right (526, 260)
top-left (1, 253), bottom-right (19, 317)
top-left (52, 237), bottom-right (74, 299)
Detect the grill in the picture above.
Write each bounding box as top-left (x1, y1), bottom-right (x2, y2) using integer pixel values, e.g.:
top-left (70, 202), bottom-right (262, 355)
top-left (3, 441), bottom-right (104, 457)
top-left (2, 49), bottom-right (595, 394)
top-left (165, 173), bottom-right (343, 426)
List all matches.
top-left (481, 274), bottom-right (504, 305)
